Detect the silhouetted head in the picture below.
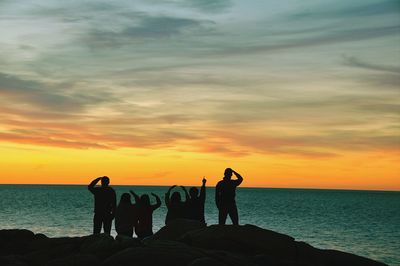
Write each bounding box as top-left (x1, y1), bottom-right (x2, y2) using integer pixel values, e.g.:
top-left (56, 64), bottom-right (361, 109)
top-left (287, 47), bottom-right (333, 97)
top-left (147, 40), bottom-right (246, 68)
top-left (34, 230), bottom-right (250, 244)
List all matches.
top-left (101, 176), bottom-right (110, 187)
top-left (223, 168), bottom-right (233, 180)
top-left (119, 193), bottom-right (131, 206)
top-left (171, 191), bottom-right (181, 204)
top-left (189, 187), bottom-right (199, 198)
top-left (140, 194), bottom-right (150, 206)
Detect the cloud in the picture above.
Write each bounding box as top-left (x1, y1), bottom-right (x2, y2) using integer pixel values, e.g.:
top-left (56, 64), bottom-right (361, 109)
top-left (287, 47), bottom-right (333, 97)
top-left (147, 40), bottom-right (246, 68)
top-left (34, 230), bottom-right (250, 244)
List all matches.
top-left (351, 72), bottom-right (400, 90)
top-left (199, 129), bottom-right (400, 158)
top-left (0, 131), bottom-right (111, 149)
top-left (0, 0), bottom-right (398, 161)
top-left (183, 0), bottom-right (232, 13)
top-left (292, 0), bottom-right (400, 19)
top-left (0, 72), bottom-right (117, 112)
top-left (85, 15), bottom-right (214, 48)
top-left (214, 25), bottom-right (399, 56)
top-left (343, 55), bottom-right (400, 74)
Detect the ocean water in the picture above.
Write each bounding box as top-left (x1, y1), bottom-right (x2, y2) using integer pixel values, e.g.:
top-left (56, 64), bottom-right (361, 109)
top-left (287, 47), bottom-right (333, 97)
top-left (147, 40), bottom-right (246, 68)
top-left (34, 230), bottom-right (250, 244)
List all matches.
top-left (0, 185), bottom-right (399, 265)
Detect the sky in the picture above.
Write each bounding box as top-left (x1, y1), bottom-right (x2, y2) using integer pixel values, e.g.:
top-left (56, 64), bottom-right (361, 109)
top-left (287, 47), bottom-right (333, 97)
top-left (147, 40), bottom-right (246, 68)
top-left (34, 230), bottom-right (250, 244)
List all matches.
top-left (0, 0), bottom-right (399, 190)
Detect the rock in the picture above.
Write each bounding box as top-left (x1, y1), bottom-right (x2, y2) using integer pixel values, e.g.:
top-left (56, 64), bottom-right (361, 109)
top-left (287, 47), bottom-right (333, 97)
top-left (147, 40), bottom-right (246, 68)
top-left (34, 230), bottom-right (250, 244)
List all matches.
top-left (180, 224), bottom-right (297, 259)
top-left (103, 240), bottom-right (205, 266)
top-left (115, 234), bottom-right (143, 249)
top-left (28, 236), bottom-right (82, 253)
top-left (147, 219), bottom-right (206, 242)
top-left (252, 254), bottom-right (300, 266)
top-left (80, 234), bottom-right (118, 259)
top-left (320, 249), bottom-right (388, 266)
top-left (0, 230), bottom-right (35, 242)
top-left (294, 241), bottom-right (388, 266)
top-left (187, 257), bottom-right (228, 266)
top-left (23, 243), bottom-right (78, 266)
top-left (0, 226), bottom-right (389, 266)
top-left (45, 254), bottom-right (100, 266)
top-left (0, 230), bottom-right (36, 256)
top-left (200, 250), bottom-right (257, 266)
top-left (34, 233), bottom-right (48, 240)
top-left (0, 255), bottom-right (29, 266)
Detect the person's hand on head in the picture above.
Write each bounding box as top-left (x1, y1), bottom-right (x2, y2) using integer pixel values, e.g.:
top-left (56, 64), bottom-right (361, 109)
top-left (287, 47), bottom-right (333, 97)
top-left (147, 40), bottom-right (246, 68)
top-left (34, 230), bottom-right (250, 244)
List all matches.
top-left (202, 177), bottom-right (207, 184)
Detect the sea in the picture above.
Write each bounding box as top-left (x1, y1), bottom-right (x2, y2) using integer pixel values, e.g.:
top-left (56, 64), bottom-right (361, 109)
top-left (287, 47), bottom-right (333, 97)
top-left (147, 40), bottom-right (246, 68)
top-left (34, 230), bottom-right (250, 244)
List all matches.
top-left (0, 185), bottom-right (399, 265)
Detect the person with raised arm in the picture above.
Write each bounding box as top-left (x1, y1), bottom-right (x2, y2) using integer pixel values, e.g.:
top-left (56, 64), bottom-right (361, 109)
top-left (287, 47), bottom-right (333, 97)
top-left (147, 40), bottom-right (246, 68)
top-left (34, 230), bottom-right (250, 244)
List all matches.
top-left (88, 176), bottom-right (116, 234)
top-left (134, 192), bottom-right (161, 238)
top-left (185, 177), bottom-right (207, 223)
top-left (165, 185), bottom-right (188, 225)
top-left (215, 168), bottom-right (243, 225)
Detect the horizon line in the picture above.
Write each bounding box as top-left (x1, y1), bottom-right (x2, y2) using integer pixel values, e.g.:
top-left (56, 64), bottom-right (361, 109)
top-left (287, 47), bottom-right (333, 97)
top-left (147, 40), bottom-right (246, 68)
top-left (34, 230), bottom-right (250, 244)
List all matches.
top-left (0, 183), bottom-right (399, 192)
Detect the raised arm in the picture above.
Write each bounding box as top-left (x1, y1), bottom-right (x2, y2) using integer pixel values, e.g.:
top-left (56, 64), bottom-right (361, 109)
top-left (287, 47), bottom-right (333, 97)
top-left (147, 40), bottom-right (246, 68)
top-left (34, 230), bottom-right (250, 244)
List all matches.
top-left (165, 185), bottom-right (176, 207)
top-left (129, 190), bottom-right (140, 204)
top-left (88, 177), bottom-right (101, 194)
top-left (232, 170), bottom-right (243, 186)
top-left (151, 193), bottom-right (161, 210)
top-left (200, 177), bottom-right (206, 202)
top-left (180, 186), bottom-right (189, 202)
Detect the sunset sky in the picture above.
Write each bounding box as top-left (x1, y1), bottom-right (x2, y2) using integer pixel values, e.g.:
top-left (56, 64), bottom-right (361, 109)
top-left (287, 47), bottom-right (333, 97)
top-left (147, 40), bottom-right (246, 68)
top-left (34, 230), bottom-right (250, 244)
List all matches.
top-left (0, 0), bottom-right (399, 190)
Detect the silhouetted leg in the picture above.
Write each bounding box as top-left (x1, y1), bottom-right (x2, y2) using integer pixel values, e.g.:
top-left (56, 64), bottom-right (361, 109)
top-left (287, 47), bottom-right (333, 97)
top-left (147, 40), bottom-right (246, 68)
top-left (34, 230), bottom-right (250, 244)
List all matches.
top-left (93, 213), bottom-right (102, 234)
top-left (228, 204), bottom-right (239, 225)
top-left (103, 215), bottom-right (112, 235)
top-left (218, 207), bottom-right (228, 225)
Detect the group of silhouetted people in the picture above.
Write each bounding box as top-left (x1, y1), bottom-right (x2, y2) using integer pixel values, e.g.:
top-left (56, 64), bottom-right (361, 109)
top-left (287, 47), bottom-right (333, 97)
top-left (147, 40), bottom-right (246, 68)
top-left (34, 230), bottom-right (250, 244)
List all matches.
top-left (88, 168), bottom-right (243, 237)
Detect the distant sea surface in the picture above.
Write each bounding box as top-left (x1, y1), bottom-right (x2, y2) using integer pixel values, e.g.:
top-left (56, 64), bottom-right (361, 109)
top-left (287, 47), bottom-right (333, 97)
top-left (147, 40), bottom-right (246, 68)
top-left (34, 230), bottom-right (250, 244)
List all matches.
top-left (0, 185), bottom-right (399, 265)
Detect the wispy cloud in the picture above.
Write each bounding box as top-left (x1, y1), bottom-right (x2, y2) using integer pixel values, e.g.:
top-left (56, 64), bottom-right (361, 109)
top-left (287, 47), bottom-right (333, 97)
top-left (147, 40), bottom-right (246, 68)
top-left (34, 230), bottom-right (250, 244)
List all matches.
top-left (0, 72), bottom-right (117, 111)
top-left (343, 55), bottom-right (400, 74)
top-left (0, 0), bottom-right (399, 160)
top-left (292, 0), bottom-right (400, 19)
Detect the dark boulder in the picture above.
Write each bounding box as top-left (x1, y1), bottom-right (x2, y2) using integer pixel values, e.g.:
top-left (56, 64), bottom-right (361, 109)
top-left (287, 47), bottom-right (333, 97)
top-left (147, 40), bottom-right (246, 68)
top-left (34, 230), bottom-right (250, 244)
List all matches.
top-left (0, 255), bottom-right (29, 266)
top-left (45, 254), bottom-right (100, 266)
top-left (0, 230), bottom-right (35, 242)
top-left (80, 234), bottom-right (118, 259)
top-left (187, 257), bottom-right (228, 266)
top-left (23, 242), bottom-right (78, 266)
top-left (103, 240), bottom-right (205, 266)
top-left (180, 224), bottom-right (297, 259)
top-left (147, 219), bottom-right (206, 242)
top-left (294, 241), bottom-right (388, 266)
top-left (0, 230), bottom-right (36, 256)
top-left (115, 234), bottom-right (143, 249)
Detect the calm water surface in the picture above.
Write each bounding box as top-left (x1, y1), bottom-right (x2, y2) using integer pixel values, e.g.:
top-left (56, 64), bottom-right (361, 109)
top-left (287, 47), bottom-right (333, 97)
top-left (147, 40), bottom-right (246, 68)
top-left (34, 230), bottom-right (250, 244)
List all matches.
top-left (0, 185), bottom-right (399, 265)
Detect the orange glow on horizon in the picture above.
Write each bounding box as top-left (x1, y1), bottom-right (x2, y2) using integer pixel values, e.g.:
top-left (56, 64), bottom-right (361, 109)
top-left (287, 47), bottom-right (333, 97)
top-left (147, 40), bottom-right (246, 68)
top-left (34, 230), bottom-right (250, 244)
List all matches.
top-left (1, 142), bottom-right (399, 191)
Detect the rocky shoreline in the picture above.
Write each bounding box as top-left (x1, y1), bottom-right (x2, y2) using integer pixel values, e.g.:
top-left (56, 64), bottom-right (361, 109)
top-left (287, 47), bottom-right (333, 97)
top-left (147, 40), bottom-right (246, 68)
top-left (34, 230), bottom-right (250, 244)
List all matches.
top-left (0, 219), bottom-right (388, 266)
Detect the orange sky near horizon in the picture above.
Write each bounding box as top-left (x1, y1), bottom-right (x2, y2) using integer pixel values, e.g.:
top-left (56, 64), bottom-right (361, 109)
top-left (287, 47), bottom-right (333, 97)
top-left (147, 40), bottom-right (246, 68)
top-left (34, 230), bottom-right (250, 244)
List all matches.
top-left (0, 1), bottom-right (399, 191)
top-left (1, 142), bottom-right (399, 191)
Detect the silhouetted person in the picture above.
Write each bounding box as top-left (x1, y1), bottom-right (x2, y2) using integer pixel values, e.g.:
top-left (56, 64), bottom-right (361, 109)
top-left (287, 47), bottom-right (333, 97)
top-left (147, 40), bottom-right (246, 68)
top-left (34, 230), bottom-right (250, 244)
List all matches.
top-left (88, 176), bottom-right (116, 234)
top-left (215, 168), bottom-right (243, 225)
top-left (185, 177), bottom-right (207, 223)
top-left (115, 193), bottom-right (137, 237)
top-left (133, 192), bottom-right (161, 239)
top-left (165, 185), bottom-right (188, 225)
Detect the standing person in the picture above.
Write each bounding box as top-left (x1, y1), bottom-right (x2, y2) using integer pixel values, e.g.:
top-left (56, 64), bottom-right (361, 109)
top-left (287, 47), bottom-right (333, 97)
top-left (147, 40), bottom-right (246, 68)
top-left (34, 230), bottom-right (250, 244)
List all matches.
top-left (215, 168), bottom-right (243, 225)
top-left (115, 193), bottom-right (137, 237)
top-left (133, 192), bottom-right (161, 239)
top-left (88, 176), bottom-right (116, 234)
top-left (185, 177), bottom-right (207, 223)
top-left (165, 185), bottom-right (188, 225)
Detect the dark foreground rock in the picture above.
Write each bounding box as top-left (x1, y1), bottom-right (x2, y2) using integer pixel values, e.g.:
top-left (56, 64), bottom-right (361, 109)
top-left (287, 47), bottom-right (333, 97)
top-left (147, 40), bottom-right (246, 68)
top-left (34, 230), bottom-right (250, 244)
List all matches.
top-left (0, 221), bottom-right (388, 266)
